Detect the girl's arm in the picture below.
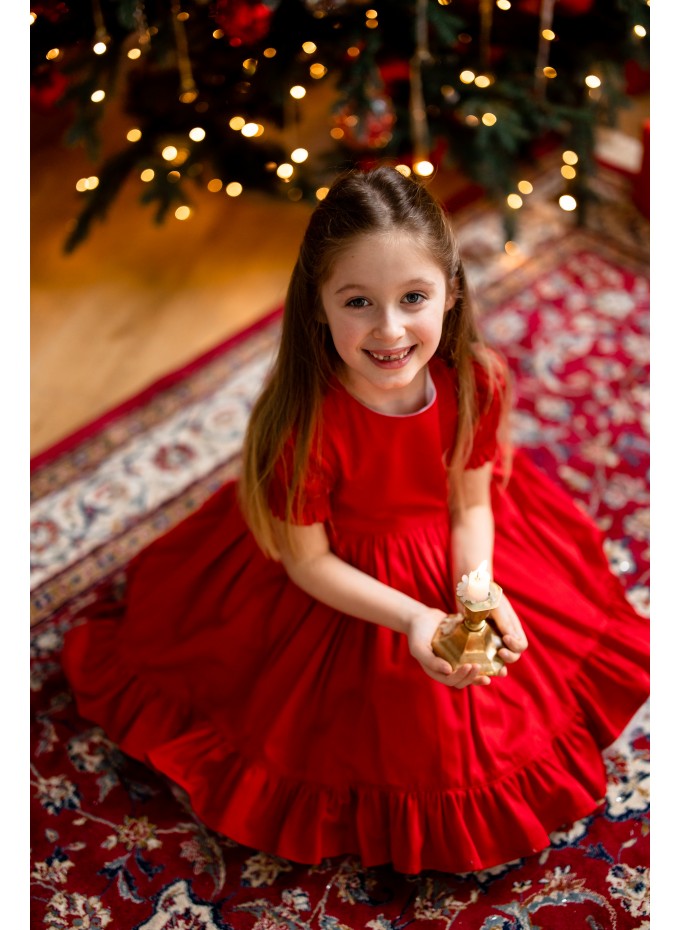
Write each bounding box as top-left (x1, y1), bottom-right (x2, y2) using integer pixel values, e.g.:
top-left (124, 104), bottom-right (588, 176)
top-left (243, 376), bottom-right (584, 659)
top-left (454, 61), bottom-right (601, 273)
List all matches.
top-left (274, 519), bottom-right (487, 688)
top-left (452, 462), bottom-right (528, 679)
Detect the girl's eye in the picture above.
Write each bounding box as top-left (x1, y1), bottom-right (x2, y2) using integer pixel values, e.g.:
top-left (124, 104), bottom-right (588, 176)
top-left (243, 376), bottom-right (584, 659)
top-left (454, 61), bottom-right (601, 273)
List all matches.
top-left (346, 297), bottom-right (369, 309)
top-left (403, 292), bottom-right (425, 305)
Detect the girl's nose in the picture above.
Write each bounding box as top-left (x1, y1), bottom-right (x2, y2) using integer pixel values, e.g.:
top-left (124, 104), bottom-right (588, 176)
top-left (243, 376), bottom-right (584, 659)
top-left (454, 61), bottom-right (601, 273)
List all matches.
top-left (372, 305), bottom-right (406, 342)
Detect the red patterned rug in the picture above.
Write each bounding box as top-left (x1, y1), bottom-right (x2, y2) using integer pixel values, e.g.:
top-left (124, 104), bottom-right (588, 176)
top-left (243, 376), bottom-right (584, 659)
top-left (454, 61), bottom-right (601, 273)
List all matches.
top-left (30, 174), bottom-right (650, 930)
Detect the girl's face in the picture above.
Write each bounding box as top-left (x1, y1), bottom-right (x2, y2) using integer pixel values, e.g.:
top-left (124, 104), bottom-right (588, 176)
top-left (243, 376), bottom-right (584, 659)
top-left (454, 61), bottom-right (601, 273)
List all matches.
top-left (319, 231), bottom-right (453, 415)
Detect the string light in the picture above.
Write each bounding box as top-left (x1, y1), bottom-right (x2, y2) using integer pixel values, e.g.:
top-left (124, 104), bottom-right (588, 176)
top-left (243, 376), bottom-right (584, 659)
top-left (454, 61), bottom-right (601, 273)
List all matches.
top-left (395, 165), bottom-right (412, 177)
top-left (226, 182), bottom-right (243, 196)
top-left (212, 29), bottom-right (224, 39)
top-left (413, 161), bottom-right (434, 177)
top-left (291, 148), bottom-right (309, 163)
top-left (290, 85), bottom-right (306, 99)
top-left (30, 11), bottom-right (37, 23)
top-left (496, 0), bottom-right (511, 9)
top-left (229, 116), bottom-right (245, 130)
top-left (475, 74), bottom-right (492, 87)
top-left (189, 127), bottom-right (206, 142)
top-left (481, 112), bottom-right (497, 126)
top-left (310, 63), bottom-right (327, 79)
top-left (562, 150), bottom-right (578, 165)
top-left (46, 48), bottom-right (60, 60)
top-left (507, 193), bottom-right (523, 209)
top-left (207, 179), bottom-right (223, 192)
top-left (316, 187), bottom-right (329, 200)
top-left (559, 194), bottom-right (577, 211)
top-left (73, 176), bottom-right (101, 192)
top-left (459, 70), bottom-right (475, 84)
top-left (263, 47), bottom-right (276, 57)
top-left (126, 128), bottom-right (142, 142)
top-left (561, 165), bottom-right (576, 179)
top-left (90, 90), bottom-right (106, 102)
top-left (276, 163), bottom-right (294, 180)
top-left (242, 58), bottom-right (257, 75)
top-left (302, 41), bottom-right (317, 54)
top-left (330, 128), bottom-right (344, 139)
top-left (140, 169), bottom-right (154, 182)
top-left (633, 24), bottom-right (647, 37)
top-left (465, 115), bottom-right (480, 126)
top-left (366, 18), bottom-right (378, 28)
top-left (241, 122), bottom-right (259, 137)
top-left (162, 145), bottom-right (178, 160)
top-left (585, 74), bottom-right (601, 88)
top-left (347, 47), bottom-right (361, 58)
top-left (175, 206), bottom-right (191, 220)
top-left (128, 48), bottom-right (141, 59)
top-left (518, 180), bottom-right (533, 194)
top-left (366, 9), bottom-right (378, 18)
top-left (542, 29), bottom-right (555, 40)
top-left (93, 41), bottom-right (107, 55)
top-left (543, 67), bottom-right (557, 78)
top-left (167, 170), bottom-right (181, 182)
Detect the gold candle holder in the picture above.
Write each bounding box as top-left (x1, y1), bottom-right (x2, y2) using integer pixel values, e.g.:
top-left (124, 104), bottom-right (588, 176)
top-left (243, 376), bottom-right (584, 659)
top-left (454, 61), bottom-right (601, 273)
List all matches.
top-left (432, 581), bottom-right (505, 677)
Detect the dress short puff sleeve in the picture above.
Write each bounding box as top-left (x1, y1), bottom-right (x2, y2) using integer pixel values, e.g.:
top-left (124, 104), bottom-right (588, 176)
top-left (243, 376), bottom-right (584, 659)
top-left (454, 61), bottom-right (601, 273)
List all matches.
top-left (464, 356), bottom-right (506, 471)
top-left (267, 429), bottom-right (335, 526)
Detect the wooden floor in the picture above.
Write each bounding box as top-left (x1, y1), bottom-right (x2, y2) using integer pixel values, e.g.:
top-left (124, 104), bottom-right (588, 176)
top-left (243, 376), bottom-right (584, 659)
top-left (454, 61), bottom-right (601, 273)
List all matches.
top-left (30, 94), bottom-right (649, 457)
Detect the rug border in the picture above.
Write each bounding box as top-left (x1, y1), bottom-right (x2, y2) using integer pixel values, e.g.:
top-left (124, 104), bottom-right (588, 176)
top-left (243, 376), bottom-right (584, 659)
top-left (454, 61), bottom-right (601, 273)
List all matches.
top-left (30, 305), bottom-right (283, 474)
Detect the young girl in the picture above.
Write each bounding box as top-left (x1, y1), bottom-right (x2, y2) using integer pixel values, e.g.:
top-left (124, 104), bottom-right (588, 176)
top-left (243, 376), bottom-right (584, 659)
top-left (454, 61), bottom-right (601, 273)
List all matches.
top-left (62, 166), bottom-right (649, 875)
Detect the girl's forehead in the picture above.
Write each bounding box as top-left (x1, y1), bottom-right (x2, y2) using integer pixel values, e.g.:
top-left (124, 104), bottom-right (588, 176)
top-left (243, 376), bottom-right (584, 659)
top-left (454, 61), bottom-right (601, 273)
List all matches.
top-left (326, 230), bottom-right (446, 278)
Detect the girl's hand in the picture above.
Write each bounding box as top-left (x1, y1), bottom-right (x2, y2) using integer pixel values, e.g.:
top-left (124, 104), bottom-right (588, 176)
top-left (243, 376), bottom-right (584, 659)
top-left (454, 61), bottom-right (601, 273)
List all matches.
top-left (490, 592), bottom-right (528, 665)
top-left (405, 608), bottom-right (493, 688)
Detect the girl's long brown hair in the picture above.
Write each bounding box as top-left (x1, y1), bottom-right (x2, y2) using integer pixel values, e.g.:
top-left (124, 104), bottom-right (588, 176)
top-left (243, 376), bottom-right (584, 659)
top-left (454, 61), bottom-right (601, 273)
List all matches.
top-left (239, 165), bottom-right (511, 558)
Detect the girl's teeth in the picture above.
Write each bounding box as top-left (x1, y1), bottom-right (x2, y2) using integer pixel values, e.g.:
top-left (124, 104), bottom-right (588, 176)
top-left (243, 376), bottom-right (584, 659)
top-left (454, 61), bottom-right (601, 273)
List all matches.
top-left (369, 348), bottom-right (410, 361)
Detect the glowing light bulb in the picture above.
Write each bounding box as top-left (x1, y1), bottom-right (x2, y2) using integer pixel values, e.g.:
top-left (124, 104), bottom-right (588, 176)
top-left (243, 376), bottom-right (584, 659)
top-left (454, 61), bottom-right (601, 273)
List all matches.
top-left (310, 63), bottom-right (327, 79)
top-left (542, 28), bottom-right (555, 40)
top-left (127, 128), bottom-right (142, 142)
top-left (543, 67), bottom-right (557, 78)
top-left (559, 194), bottom-right (577, 211)
top-left (585, 74), bottom-right (601, 88)
top-left (330, 127), bottom-right (345, 140)
top-left (93, 41), bottom-right (107, 55)
top-left (229, 116), bottom-right (245, 130)
top-left (128, 48), bottom-right (141, 59)
top-left (167, 170), bottom-right (181, 182)
top-left (276, 163), bottom-right (294, 179)
top-left (30, 12), bottom-right (37, 23)
top-left (162, 146), bottom-right (178, 161)
top-left (91, 89), bottom-right (106, 103)
top-left (291, 148), bottom-right (309, 163)
top-left (482, 113), bottom-right (497, 126)
top-left (290, 85), bottom-right (306, 99)
top-left (189, 127), bottom-right (206, 142)
top-left (46, 48), bottom-right (60, 60)
top-left (140, 169), bottom-right (154, 182)
top-left (366, 18), bottom-right (378, 27)
top-left (633, 24), bottom-right (647, 37)
top-left (263, 47), bottom-right (276, 58)
top-left (475, 74), bottom-right (492, 88)
top-left (241, 123), bottom-right (259, 137)
top-left (497, 0), bottom-right (511, 9)
top-left (75, 178), bottom-right (88, 192)
top-left (459, 70), bottom-right (475, 84)
top-left (175, 206), bottom-right (191, 221)
top-left (226, 182), bottom-right (243, 196)
top-left (207, 178), bottom-right (223, 192)
top-left (413, 160), bottom-right (434, 177)
top-left (562, 150), bottom-right (578, 165)
top-left (347, 47), bottom-right (360, 58)
top-left (316, 187), bottom-right (329, 200)
top-left (507, 193), bottom-right (523, 209)
top-left (213, 29), bottom-right (224, 39)
top-left (302, 41), bottom-right (317, 53)
top-left (518, 180), bottom-right (533, 194)
top-left (465, 115), bottom-right (479, 126)
top-left (366, 8), bottom-right (378, 17)
top-left (561, 165), bottom-right (576, 179)
top-left (395, 164), bottom-right (412, 177)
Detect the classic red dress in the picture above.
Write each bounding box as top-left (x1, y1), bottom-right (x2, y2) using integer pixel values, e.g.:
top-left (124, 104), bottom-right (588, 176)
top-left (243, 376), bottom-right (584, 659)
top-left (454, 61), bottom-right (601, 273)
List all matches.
top-left (61, 356), bottom-right (649, 875)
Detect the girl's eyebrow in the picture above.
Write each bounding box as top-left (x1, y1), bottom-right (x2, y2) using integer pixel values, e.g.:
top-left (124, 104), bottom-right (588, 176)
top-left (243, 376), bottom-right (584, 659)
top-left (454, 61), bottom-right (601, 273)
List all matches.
top-left (333, 278), bottom-right (437, 295)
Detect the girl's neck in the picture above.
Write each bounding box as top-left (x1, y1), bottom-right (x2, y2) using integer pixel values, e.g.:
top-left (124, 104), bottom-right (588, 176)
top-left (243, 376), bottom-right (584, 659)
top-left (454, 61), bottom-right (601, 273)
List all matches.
top-left (338, 366), bottom-right (434, 416)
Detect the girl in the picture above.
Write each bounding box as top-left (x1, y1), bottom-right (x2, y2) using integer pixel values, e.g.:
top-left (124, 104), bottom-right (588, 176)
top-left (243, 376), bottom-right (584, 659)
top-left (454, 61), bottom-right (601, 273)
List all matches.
top-left (62, 166), bottom-right (649, 875)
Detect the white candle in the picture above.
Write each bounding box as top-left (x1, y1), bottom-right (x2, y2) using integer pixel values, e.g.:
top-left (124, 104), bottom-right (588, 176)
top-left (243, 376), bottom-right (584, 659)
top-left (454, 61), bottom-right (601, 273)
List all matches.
top-left (465, 560), bottom-right (491, 602)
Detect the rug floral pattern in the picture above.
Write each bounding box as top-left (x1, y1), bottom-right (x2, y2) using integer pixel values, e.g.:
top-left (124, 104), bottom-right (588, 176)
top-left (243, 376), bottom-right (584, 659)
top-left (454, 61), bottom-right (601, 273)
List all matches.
top-left (31, 179), bottom-right (650, 929)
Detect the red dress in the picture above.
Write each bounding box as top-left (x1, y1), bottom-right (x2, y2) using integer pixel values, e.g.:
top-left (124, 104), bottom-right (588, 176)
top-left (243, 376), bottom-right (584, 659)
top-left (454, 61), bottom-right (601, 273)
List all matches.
top-left (61, 357), bottom-right (649, 875)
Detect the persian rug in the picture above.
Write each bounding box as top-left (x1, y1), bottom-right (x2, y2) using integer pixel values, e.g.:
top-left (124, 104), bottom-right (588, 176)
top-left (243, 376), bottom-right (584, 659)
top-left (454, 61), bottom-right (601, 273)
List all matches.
top-left (30, 170), bottom-right (650, 930)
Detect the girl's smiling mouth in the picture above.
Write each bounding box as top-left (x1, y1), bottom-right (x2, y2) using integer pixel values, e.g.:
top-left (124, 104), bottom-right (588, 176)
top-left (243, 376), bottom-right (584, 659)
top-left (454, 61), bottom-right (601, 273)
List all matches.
top-left (363, 346), bottom-right (416, 366)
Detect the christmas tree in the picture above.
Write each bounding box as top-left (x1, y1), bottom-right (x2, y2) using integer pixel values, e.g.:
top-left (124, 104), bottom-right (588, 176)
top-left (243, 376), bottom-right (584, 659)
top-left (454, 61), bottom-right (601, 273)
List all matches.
top-left (30, 0), bottom-right (649, 252)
